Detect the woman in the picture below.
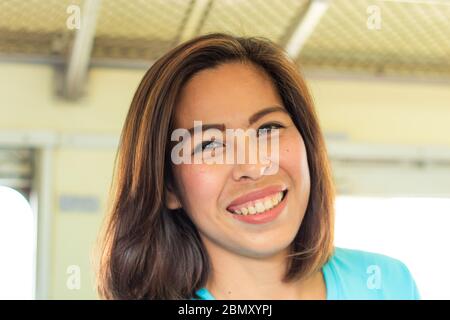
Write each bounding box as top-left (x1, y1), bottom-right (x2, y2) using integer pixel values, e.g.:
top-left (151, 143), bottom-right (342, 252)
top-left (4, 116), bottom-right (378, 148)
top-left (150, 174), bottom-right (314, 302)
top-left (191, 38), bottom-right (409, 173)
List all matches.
top-left (97, 33), bottom-right (420, 300)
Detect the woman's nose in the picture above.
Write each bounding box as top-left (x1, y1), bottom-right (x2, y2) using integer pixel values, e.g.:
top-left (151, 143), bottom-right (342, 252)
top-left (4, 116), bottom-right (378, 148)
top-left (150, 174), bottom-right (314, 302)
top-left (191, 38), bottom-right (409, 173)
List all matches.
top-left (230, 137), bottom-right (273, 181)
top-left (231, 161), bottom-right (271, 181)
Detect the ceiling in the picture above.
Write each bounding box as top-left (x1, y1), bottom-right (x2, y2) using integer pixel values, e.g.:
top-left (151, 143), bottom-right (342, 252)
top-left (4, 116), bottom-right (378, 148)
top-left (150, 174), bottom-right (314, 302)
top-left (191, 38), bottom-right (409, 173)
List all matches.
top-left (0, 0), bottom-right (449, 80)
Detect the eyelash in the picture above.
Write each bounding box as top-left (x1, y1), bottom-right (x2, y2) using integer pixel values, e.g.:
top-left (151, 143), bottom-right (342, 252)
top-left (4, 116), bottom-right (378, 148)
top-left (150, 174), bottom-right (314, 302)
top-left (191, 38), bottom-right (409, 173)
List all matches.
top-left (193, 122), bottom-right (285, 154)
top-left (257, 122), bottom-right (284, 136)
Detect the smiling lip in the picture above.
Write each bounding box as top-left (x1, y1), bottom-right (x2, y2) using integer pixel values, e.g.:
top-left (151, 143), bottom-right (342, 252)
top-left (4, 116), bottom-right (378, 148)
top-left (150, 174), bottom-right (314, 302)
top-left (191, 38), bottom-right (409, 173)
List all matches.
top-left (230, 190), bottom-right (288, 225)
top-left (227, 185), bottom-right (286, 211)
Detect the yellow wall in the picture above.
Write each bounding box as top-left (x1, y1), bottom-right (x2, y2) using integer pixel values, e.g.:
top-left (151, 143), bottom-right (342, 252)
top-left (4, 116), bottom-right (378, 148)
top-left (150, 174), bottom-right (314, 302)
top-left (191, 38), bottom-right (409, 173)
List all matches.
top-left (0, 63), bottom-right (449, 299)
top-left (309, 78), bottom-right (450, 146)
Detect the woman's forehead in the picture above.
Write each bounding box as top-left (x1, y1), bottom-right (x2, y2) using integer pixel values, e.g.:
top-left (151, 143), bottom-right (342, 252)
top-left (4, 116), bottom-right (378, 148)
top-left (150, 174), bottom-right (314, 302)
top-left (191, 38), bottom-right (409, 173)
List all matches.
top-left (174, 63), bottom-right (283, 128)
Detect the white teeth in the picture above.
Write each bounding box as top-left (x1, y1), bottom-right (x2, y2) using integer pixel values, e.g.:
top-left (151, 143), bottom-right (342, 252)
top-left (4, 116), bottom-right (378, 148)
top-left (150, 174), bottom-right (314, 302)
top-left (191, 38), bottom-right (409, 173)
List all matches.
top-left (277, 192), bottom-right (282, 201)
top-left (255, 202), bottom-right (265, 213)
top-left (271, 196), bottom-right (278, 206)
top-left (232, 191), bottom-right (285, 215)
top-left (264, 198), bottom-right (273, 210)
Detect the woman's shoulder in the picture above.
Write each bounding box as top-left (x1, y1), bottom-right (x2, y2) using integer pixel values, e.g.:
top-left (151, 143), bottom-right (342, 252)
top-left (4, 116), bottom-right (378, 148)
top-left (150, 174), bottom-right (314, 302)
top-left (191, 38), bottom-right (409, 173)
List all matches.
top-left (324, 247), bottom-right (420, 300)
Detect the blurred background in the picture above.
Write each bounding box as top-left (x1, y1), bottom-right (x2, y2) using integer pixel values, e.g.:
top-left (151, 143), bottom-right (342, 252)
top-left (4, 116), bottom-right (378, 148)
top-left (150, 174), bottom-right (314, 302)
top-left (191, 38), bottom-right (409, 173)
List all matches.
top-left (0, 0), bottom-right (449, 300)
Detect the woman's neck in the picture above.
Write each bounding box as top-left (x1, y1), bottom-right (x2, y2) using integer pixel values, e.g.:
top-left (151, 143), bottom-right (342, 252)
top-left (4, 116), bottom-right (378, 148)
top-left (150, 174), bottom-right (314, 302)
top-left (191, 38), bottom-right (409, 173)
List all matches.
top-left (203, 238), bottom-right (326, 300)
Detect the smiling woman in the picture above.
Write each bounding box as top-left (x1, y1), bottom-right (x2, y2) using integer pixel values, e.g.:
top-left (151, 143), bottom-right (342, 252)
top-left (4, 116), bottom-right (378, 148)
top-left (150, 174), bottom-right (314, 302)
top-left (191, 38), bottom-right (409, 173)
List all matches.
top-left (97, 33), bottom-right (419, 300)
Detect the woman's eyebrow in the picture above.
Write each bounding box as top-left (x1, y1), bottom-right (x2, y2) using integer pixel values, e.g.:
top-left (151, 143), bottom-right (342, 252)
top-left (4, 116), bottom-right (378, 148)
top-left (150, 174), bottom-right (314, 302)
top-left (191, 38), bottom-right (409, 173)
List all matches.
top-left (186, 105), bottom-right (288, 135)
top-left (186, 123), bottom-right (226, 136)
top-left (248, 105), bottom-right (288, 125)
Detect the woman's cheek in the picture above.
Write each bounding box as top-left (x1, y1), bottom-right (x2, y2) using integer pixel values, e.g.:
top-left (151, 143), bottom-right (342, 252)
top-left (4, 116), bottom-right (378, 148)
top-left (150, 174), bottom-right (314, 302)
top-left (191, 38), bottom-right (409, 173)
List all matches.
top-left (177, 163), bottom-right (226, 217)
top-left (279, 129), bottom-right (310, 186)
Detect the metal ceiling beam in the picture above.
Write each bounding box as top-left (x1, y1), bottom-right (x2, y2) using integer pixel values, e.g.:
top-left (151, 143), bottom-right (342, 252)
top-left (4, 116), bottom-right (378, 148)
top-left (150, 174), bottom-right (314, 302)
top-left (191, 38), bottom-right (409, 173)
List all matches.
top-left (285, 0), bottom-right (330, 60)
top-left (63, 0), bottom-right (102, 100)
top-left (177, 0), bottom-right (212, 43)
top-left (0, 54), bottom-right (155, 70)
top-left (379, 0), bottom-right (450, 4)
top-left (3, 54), bottom-right (450, 85)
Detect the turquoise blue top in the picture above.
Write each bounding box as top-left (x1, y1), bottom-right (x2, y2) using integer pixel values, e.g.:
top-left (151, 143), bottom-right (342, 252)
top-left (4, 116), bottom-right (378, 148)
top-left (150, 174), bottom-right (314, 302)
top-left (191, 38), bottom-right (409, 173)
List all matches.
top-left (195, 247), bottom-right (420, 300)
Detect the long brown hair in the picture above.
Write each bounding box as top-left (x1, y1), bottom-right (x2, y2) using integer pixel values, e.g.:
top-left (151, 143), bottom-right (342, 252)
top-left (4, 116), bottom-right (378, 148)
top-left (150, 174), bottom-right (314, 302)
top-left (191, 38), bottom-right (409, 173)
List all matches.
top-left (97, 33), bottom-right (335, 299)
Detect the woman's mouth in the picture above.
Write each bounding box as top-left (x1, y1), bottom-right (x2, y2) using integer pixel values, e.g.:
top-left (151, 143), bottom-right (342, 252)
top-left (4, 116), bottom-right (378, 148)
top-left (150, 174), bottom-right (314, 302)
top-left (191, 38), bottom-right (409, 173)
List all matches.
top-left (226, 190), bottom-right (287, 215)
top-left (226, 188), bottom-right (289, 225)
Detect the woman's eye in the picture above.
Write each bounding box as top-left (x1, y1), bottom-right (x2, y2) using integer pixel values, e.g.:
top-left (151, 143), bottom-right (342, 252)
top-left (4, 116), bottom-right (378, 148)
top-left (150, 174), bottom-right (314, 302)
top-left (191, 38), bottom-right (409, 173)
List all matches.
top-left (257, 122), bottom-right (284, 136)
top-left (193, 140), bottom-right (224, 154)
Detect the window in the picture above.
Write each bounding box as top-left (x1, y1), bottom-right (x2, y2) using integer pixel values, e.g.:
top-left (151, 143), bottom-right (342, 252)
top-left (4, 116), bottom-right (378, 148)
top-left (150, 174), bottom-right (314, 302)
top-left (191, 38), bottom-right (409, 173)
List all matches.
top-left (335, 195), bottom-right (450, 299)
top-left (0, 186), bottom-right (35, 299)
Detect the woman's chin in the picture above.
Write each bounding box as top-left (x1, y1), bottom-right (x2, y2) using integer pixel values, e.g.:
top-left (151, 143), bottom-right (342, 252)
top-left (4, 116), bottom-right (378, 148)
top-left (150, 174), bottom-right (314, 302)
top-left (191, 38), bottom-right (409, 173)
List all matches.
top-left (232, 241), bottom-right (292, 259)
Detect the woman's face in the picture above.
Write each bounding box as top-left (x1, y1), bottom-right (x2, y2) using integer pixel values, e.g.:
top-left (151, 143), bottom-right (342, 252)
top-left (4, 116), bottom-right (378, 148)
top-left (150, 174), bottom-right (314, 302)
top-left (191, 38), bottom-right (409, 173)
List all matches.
top-left (168, 62), bottom-right (310, 258)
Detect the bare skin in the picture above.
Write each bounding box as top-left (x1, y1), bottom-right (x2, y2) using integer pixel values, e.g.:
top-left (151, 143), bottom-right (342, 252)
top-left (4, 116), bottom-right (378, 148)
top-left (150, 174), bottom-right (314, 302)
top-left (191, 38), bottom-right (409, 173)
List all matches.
top-left (206, 243), bottom-right (327, 300)
top-left (167, 62), bottom-right (326, 299)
